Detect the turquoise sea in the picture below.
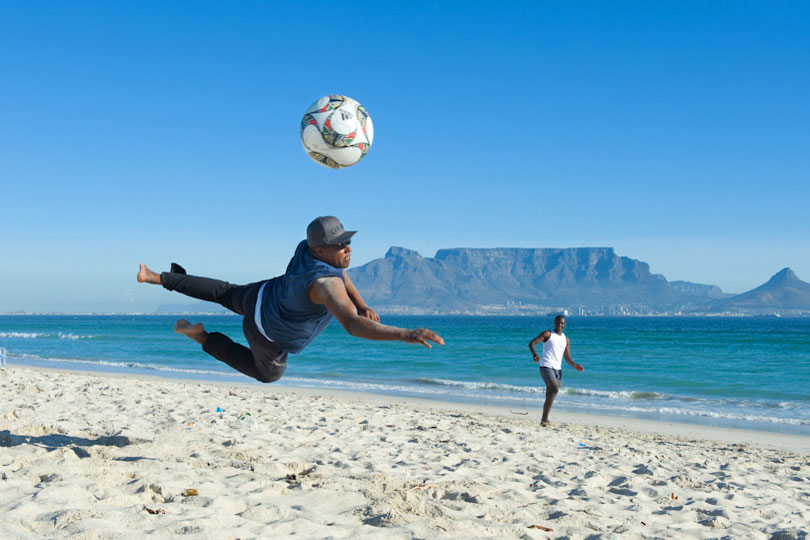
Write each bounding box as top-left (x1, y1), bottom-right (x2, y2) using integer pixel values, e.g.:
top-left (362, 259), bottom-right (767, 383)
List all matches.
top-left (2, 315), bottom-right (809, 436)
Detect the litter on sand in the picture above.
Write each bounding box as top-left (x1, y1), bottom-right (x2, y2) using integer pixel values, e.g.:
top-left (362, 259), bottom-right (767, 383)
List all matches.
top-left (144, 506), bottom-right (165, 515)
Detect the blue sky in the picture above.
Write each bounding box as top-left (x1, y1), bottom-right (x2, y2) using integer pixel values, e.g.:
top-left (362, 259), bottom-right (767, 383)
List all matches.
top-left (1, 1), bottom-right (808, 313)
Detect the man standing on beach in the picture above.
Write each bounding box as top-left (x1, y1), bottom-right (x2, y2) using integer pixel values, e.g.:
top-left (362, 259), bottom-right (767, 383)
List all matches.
top-left (137, 216), bottom-right (444, 383)
top-left (529, 315), bottom-right (584, 426)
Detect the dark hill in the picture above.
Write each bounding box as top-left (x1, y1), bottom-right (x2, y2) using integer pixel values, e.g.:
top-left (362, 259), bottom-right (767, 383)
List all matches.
top-left (713, 268), bottom-right (810, 311)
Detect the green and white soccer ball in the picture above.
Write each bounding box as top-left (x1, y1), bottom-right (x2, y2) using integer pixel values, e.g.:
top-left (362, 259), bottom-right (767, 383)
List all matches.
top-left (300, 95), bottom-right (374, 169)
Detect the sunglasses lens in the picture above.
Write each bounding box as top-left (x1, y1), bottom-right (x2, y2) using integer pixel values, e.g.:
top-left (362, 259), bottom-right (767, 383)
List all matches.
top-left (325, 240), bottom-right (351, 249)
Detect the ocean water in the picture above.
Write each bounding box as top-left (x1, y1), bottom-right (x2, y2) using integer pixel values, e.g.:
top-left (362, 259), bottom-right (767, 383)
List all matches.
top-left (2, 315), bottom-right (809, 436)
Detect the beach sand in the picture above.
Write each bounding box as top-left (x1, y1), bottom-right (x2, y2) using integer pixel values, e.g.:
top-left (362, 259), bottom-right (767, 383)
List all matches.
top-left (1, 366), bottom-right (808, 539)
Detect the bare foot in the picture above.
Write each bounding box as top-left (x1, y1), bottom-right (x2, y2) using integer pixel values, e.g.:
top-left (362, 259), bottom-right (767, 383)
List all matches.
top-left (541, 419), bottom-right (552, 427)
top-left (174, 319), bottom-right (208, 344)
top-left (137, 263), bottom-right (162, 285)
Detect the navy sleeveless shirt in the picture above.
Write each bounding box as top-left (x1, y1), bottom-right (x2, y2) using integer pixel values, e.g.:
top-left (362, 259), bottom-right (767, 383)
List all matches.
top-left (258, 240), bottom-right (344, 353)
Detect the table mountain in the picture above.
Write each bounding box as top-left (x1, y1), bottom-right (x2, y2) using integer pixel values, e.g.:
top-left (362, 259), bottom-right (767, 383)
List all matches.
top-left (347, 246), bottom-right (727, 314)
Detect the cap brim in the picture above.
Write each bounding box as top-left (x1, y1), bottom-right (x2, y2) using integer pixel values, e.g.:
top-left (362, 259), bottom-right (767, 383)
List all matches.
top-left (324, 230), bottom-right (356, 245)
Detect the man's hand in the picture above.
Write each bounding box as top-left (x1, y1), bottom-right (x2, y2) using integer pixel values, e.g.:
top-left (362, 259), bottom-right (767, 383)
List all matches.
top-left (532, 353), bottom-right (540, 363)
top-left (574, 363), bottom-right (584, 372)
top-left (357, 306), bottom-right (380, 322)
top-left (405, 328), bottom-right (445, 348)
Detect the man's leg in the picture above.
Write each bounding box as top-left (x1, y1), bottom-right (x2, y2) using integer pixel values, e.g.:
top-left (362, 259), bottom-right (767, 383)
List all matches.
top-left (539, 368), bottom-right (562, 426)
top-left (174, 319), bottom-right (286, 383)
top-left (541, 382), bottom-right (558, 426)
top-left (175, 319), bottom-right (251, 373)
top-left (141, 264), bottom-right (285, 383)
top-left (138, 263), bottom-right (257, 316)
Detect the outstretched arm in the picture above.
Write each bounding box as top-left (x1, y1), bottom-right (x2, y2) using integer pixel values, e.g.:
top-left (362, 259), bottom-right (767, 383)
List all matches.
top-left (528, 331), bottom-right (550, 362)
top-left (563, 337), bottom-right (584, 372)
top-left (310, 277), bottom-right (443, 348)
top-left (342, 270), bottom-right (380, 322)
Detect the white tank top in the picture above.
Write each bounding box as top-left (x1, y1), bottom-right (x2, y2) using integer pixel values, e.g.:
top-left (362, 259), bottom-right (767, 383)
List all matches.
top-left (539, 332), bottom-right (567, 370)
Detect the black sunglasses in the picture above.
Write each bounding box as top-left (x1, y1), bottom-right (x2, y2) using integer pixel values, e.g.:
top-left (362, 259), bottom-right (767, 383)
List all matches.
top-left (333, 240), bottom-right (351, 249)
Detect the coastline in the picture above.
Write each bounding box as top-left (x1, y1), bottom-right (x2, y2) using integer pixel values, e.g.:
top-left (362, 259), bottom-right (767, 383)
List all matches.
top-left (12, 364), bottom-right (810, 453)
top-left (9, 355), bottom-right (810, 439)
top-left (4, 314), bottom-right (810, 440)
top-left (2, 365), bottom-right (808, 538)
top-left (3, 312), bottom-right (810, 317)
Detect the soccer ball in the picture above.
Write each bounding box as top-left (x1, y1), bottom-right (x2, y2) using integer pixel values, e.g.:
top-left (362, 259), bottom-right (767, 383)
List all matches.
top-left (300, 95), bottom-right (374, 169)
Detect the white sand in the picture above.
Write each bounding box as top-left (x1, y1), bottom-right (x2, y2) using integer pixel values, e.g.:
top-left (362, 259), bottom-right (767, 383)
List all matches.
top-left (1, 366), bottom-right (808, 539)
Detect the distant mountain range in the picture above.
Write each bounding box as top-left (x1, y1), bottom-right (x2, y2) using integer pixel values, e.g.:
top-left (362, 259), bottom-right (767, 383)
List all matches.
top-left (154, 247), bottom-right (810, 316)
top-left (346, 247), bottom-right (809, 315)
top-left (709, 268), bottom-right (810, 313)
top-left (153, 302), bottom-right (230, 314)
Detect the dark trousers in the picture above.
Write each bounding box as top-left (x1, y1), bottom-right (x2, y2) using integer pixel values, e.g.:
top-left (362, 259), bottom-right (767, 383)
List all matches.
top-left (161, 272), bottom-right (287, 383)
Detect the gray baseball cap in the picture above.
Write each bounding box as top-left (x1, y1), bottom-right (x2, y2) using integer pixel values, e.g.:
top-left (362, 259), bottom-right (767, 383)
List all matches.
top-left (306, 216), bottom-right (357, 248)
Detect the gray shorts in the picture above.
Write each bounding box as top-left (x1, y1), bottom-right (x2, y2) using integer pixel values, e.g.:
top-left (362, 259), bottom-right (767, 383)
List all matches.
top-left (539, 366), bottom-right (562, 387)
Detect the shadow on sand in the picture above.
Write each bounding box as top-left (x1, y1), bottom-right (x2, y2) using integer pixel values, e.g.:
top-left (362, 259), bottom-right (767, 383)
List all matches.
top-left (0, 430), bottom-right (152, 460)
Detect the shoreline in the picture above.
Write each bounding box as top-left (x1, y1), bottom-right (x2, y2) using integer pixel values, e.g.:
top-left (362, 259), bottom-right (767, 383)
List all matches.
top-left (2, 365), bottom-right (809, 538)
top-left (8, 364), bottom-right (810, 454)
top-left (3, 312), bottom-right (810, 317)
top-left (9, 359), bottom-right (810, 442)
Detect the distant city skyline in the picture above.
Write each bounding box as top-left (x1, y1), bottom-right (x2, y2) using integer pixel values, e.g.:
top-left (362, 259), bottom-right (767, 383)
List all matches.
top-left (1, 2), bottom-right (808, 313)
